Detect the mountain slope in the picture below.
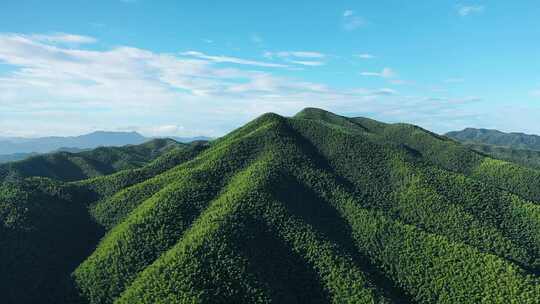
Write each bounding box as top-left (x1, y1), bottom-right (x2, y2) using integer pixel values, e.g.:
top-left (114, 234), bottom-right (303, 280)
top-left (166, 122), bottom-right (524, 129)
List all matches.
top-left (0, 140), bottom-right (209, 304)
top-left (0, 138), bottom-right (185, 182)
top-left (446, 128), bottom-right (540, 151)
top-left (2, 108), bottom-right (540, 304)
top-left (462, 143), bottom-right (540, 170)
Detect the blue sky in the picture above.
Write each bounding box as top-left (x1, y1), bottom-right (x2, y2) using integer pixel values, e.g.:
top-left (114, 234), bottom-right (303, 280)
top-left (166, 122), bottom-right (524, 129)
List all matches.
top-left (0, 1), bottom-right (539, 137)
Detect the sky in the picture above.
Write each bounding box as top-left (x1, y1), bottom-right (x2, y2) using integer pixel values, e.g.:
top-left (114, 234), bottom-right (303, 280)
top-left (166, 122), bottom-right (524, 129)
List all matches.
top-left (0, 0), bottom-right (539, 138)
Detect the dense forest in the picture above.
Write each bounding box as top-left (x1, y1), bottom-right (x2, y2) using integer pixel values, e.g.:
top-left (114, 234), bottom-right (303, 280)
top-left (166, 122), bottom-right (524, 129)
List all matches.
top-left (0, 138), bottom-right (186, 182)
top-left (1, 108), bottom-right (539, 303)
top-left (460, 143), bottom-right (540, 170)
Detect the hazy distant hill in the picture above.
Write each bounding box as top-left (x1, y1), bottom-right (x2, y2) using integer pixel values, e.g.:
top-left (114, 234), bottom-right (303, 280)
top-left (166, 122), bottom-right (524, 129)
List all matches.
top-left (0, 148), bottom-right (90, 164)
top-left (0, 131), bottom-right (147, 155)
top-left (171, 136), bottom-right (213, 143)
top-left (0, 152), bottom-right (38, 164)
top-left (446, 128), bottom-right (540, 151)
top-left (1, 109), bottom-right (539, 304)
top-left (0, 138), bottom-right (187, 182)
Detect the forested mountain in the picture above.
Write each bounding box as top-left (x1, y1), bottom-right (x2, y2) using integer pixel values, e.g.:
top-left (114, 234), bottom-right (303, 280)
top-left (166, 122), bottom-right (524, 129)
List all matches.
top-left (461, 143), bottom-right (540, 170)
top-left (0, 138), bottom-right (187, 182)
top-left (446, 127), bottom-right (540, 151)
top-left (1, 108), bottom-right (540, 304)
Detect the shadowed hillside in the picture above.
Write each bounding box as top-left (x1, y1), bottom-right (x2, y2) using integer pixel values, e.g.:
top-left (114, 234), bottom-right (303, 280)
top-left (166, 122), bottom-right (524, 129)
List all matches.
top-left (1, 108), bottom-right (539, 304)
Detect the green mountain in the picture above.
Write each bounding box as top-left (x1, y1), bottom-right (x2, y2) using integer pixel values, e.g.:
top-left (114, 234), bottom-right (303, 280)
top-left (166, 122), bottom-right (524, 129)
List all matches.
top-left (446, 128), bottom-right (540, 151)
top-left (459, 143), bottom-right (540, 170)
top-left (0, 138), bottom-right (187, 182)
top-left (1, 108), bottom-right (540, 304)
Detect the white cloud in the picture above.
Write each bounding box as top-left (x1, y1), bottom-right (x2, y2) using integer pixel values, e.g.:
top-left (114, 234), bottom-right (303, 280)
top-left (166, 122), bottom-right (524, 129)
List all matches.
top-left (0, 32), bottom-right (374, 135)
top-left (457, 5), bottom-right (485, 17)
top-left (263, 51), bottom-right (326, 66)
top-left (146, 124), bottom-right (185, 136)
top-left (342, 10), bottom-right (366, 31)
top-left (0, 32), bottom-right (489, 137)
top-left (375, 88), bottom-right (397, 95)
top-left (276, 51), bottom-right (325, 58)
top-left (360, 67), bottom-right (396, 78)
top-left (356, 53), bottom-right (375, 59)
top-left (286, 60), bottom-right (325, 66)
top-left (530, 90), bottom-right (540, 97)
top-left (179, 51), bottom-right (288, 68)
top-left (31, 33), bottom-right (97, 44)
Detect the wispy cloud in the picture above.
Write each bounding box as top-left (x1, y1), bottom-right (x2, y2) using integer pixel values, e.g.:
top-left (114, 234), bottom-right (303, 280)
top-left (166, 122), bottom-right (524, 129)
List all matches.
top-left (342, 10), bottom-right (366, 31)
top-left (263, 51), bottom-right (326, 66)
top-left (0, 32), bottom-right (382, 135)
top-left (356, 53), bottom-right (375, 59)
top-left (0, 32), bottom-right (486, 137)
top-left (287, 60), bottom-right (325, 66)
top-left (530, 90), bottom-right (540, 97)
top-left (268, 51), bottom-right (325, 59)
top-left (457, 5), bottom-right (485, 17)
top-left (371, 88), bottom-right (397, 96)
top-left (360, 67), bottom-right (396, 78)
top-left (179, 51), bottom-right (288, 68)
top-left (31, 33), bottom-right (97, 44)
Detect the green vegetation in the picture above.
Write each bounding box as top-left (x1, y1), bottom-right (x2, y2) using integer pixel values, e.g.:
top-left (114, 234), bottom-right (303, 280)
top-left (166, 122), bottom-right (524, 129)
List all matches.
top-left (2, 108), bottom-right (540, 303)
top-left (462, 143), bottom-right (540, 170)
top-left (446, 128), bottom-right (540, 170)
top-left (446, 127), bottom-right (540, 151)
top-left (0, 138), bottom-right (185, 182)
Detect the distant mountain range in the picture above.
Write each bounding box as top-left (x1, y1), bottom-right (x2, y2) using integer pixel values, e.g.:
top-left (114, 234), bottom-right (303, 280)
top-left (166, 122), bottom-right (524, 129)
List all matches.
top-left (0, 138), bottom-right (193, 182)
top-left (446, 128), bottom-right (540, 170)
top-left (446, 128), bottom-right (540, 151)
top-left (0, 131), bottom-right (211, 163)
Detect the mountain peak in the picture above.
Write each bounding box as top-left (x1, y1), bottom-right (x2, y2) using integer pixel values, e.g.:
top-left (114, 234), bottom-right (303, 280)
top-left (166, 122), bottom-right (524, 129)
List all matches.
top-left (3, 109), bottom-right (540, 303)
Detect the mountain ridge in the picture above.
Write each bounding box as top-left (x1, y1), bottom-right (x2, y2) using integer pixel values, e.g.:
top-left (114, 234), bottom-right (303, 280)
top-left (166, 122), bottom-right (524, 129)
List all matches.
top-left (1, 108), bottom-right (539, 304)
top-left (446, 127), bottom-right (540, 151)
top-left (0, 131), bottom-right (211, 156)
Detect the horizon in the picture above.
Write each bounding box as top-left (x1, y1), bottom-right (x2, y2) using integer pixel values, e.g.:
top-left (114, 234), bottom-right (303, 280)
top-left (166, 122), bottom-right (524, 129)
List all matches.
top-left (4, 107), bottom-right (540, 139)
top-left (1, 1), bottom-right (539, 137)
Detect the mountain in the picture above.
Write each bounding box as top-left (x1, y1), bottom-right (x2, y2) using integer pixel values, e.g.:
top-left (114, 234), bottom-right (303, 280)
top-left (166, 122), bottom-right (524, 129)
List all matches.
top-left (1, 108), bottom-right (540, 304)
top-left (0, 152), bottom-right (38, 164)
top-left (459, 143), bottom-right (540, 170)
top-left (171, 136), bottom-right (213, 143)
top-left (0, 148), bottom-right (91, 164)
top-left (0, 131), bottom-right (147, 155)
top-left (0, 138), bottom-right (187, 182)
top-left (446, 128), bottom-right (540, 151)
